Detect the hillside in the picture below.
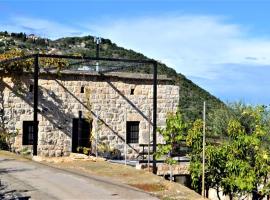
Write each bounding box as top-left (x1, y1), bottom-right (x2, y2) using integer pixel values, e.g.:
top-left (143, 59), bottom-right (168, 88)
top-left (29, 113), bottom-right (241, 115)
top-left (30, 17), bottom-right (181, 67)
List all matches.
top-left (0, 31), bottom-right (224, 121)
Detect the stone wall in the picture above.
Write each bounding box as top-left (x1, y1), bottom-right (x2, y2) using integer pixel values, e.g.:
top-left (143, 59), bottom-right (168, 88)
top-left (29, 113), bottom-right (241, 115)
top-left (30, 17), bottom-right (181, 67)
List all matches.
top-left (0, 71), bottom-right (179, 158)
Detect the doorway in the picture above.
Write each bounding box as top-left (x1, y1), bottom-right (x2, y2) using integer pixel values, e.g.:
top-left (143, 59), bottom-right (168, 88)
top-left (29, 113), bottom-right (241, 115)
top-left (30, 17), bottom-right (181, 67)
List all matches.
top-left (72, 118), bottom-right (92, 153)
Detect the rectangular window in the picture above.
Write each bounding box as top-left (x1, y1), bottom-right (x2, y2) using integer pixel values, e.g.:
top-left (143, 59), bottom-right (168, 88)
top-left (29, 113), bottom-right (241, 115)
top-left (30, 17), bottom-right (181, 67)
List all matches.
top-left (22, 121), bottom-right (35, 145)
top-left (29, 84), bottom-right (33, 93)
top-left (126, 121), bottom-right (139, 143)
top-left (80, 86), bottom-right (85, 93)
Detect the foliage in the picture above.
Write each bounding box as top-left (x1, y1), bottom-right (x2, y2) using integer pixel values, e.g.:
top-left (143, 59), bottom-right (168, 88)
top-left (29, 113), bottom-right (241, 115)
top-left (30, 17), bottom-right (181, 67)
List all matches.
top-left (187, 104), bottom-right (270, 199)
top-left (6, 129), bottom-right (18, 151)
top-left (204, 145), bottom-right (227, 199)
top-left (0, 133), bottom-right (9, 150)
top-left (84, 88), bottom-right (95, 155)
top-left (76, 146), bottom-right (91, 155)
top-left (0, 49), bottom-right (34, 73)
top-left (156, 111), bottom-right (187, 165)
top-left (207, 105), bottom-right (232, 137)
top-left (96, 142), bottom-right (121, 159)
top-left (186, 119), bottom-right (204, 192)
top-left (0, 130), bottom-right (18, 151)
top-left (0, 49), bottom-right (68, 73)
top-left (177, 74), bottom-right (225, 123)
top-left (97, 142), bottom-right (111, 154)
top-left (20, 146), bottom-right (31, 155)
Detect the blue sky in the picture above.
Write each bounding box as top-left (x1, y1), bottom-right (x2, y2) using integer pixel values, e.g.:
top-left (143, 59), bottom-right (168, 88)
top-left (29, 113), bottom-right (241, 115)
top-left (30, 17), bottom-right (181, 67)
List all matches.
top-left (1, 0), bottom-right (270, 105)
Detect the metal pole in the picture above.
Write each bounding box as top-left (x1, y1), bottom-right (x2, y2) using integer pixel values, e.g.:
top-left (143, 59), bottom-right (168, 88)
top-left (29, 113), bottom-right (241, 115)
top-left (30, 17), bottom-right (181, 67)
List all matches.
top-left (148, 107), bottom-right (151, 172)
top-left (33, 54), bottom-right (39, 156)
top-left (96, 113), bottom-right (99, 157)
top-left (96, 43), bottom-right (99, 58)
top-left (152, 61), bottom-right (157, 174)
top-left (125, 107), bottom-right (127, 165)
top-left (202, 101), bottom-right (206, 197)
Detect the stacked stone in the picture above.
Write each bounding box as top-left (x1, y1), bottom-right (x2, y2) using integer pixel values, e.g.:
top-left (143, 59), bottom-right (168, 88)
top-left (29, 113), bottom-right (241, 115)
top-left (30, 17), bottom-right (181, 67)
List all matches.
top-left (0, 71), bottom-right (179, 158)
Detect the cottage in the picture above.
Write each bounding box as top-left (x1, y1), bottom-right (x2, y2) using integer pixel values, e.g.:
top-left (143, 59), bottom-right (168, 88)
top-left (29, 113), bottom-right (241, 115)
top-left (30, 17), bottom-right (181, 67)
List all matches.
top-left (0, 70), bottom-right (179, 159)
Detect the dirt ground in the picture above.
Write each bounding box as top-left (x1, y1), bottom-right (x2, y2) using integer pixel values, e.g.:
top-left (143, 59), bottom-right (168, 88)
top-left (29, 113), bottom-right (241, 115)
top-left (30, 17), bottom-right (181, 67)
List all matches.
top-left (0, 151), bottom-right (205, 200)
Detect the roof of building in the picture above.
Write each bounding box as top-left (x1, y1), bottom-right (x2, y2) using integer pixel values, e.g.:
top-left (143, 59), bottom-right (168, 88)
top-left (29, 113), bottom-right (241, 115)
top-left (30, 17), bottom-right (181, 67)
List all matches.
top-left (39, 69), bottom-right (173, 81)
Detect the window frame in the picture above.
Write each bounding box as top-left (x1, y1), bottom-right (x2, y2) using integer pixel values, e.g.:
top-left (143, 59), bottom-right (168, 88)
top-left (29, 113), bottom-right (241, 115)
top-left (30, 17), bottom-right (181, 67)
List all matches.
top-left (126, 121), bottom-right (140, 144)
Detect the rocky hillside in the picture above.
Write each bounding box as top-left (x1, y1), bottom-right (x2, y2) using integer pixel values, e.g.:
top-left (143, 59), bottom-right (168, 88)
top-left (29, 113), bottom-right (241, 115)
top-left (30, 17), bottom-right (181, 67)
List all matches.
top-left (0, 31), bottom-right (224, 121)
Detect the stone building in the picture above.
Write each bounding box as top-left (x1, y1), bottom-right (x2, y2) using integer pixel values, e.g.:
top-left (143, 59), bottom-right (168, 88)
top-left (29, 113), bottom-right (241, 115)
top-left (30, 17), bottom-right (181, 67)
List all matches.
top-left (0, 70), bottom-right (179, 158)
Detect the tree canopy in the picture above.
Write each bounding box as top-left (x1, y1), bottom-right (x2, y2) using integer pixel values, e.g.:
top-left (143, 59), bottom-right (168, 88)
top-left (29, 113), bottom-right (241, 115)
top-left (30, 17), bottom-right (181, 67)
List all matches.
top-left (187, 104), bottom-right (270, 200)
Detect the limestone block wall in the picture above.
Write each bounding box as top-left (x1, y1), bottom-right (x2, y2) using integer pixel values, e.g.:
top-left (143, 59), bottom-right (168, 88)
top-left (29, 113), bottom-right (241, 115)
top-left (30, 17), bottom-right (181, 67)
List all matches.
top-left (0, 72), bottom-right (179, 158)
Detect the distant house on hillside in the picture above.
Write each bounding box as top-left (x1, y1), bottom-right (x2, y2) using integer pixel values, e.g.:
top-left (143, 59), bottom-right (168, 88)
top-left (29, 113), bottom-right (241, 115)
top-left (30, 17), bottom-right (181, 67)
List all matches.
top-left (27, 34), bottom-right (39, 41)
top-left (0, 70), bottom-right (179, 159)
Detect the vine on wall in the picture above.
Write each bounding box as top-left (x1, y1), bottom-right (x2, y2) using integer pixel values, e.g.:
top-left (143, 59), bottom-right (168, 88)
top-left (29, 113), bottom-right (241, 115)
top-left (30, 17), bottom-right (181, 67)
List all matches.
top-left (0, 49), bottom-right (68, 74)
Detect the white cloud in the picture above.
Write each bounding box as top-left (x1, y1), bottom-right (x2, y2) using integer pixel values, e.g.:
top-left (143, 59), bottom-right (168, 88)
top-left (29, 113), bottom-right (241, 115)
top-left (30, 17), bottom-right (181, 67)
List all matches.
top-left (87, 15), bottom-right (270, 79)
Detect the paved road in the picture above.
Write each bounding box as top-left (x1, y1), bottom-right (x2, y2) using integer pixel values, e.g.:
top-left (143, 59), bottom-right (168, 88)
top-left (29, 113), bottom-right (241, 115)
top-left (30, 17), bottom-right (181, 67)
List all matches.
top-left (0, 157), bottom-right (158, 200)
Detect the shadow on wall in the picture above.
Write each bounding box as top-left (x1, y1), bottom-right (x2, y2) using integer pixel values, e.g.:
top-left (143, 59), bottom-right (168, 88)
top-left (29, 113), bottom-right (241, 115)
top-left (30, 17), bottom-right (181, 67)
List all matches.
top-left (0, 75), bottom-right (76, 156)
top-left (101, 74), bottom-right (153, 126)
top-left (54, 76), bottom-right (144, 154)
top-left (0, 77), bottom-right (75, 137)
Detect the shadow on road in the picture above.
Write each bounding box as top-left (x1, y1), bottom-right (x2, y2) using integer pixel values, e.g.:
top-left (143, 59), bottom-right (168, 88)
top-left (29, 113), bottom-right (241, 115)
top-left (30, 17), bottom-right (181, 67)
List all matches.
top-left (0, 158), bottom-right (15, 162)
top-left (0, 167), bottom-right (33, 175)
top-left (0, 161), bottom-right (32, 200)
top-left (0, 184), bottom-right (31, 200)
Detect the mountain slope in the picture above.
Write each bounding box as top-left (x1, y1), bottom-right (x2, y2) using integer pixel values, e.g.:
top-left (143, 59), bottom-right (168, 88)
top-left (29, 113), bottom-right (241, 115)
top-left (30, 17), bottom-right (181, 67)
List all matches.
top-left (0, 31), bottom-right (224, 120)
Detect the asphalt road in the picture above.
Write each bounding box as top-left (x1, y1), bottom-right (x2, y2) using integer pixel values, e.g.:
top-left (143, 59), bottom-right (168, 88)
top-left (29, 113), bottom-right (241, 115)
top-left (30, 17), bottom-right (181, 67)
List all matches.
top-left (0, 157), bottom-right (159, 200)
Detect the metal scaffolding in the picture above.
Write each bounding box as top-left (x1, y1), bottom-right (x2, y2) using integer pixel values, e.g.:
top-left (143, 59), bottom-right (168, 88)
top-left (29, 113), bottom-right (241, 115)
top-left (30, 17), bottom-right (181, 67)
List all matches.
top-left (0, 53), bottom-right (158, 174)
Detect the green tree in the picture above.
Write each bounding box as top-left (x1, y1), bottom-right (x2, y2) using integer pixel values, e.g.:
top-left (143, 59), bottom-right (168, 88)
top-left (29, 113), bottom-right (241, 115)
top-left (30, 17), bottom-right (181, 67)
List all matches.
top-left (156, 111), bottom-right (187, 181)
top-left (186, 119), bottom-right (204, 192)
top-left (188, 104), bottom-right (270, 200)
top-left (221, 106), bottom-right (270, 200)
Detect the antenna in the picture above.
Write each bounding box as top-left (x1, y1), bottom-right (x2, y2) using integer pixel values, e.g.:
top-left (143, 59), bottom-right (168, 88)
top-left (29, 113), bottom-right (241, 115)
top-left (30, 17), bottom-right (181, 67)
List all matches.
top-left (94, 36), bottom-right (101, 45)
top-left (94, 36), bottom-right (101, 71)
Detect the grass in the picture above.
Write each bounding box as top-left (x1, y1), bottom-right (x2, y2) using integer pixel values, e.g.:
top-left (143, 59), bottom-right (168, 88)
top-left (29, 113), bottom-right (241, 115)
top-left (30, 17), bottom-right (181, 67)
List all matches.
top-left (129, 183), bottom-right (166, 192)
top-left (0, 150), bottom-right (31, 161)
top-left (0, 151), bottom-right (205, 200)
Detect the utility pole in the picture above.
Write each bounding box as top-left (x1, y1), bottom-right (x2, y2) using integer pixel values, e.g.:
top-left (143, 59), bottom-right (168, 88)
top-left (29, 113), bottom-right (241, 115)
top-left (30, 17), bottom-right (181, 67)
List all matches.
top-left (202, 101), bottom-right (206, 197)
top-left (152, 61), bottom-right (157, 174)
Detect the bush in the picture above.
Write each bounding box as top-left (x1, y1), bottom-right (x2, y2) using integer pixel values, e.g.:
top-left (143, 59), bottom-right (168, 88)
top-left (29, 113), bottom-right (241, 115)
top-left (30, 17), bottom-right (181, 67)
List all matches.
top-left (20, 147), bottom-right (31, 155)
top-left (0, 134), bottom-right (9, 150)
top-left (97, 142), bottom-right (121, 159)
top-left (0, 41), bottom-right (5, 47)
top-left (83, 147), bottom-right (90, 155)
top-left (76, 146), bottom-right (91, 156)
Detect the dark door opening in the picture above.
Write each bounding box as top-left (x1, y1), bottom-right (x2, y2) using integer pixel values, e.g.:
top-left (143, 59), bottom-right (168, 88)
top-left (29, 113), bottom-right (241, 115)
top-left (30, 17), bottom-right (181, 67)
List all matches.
top-left (72, 118), bottom-right (92, 153)
top-left (22, 121), bottom-right (35, 145)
